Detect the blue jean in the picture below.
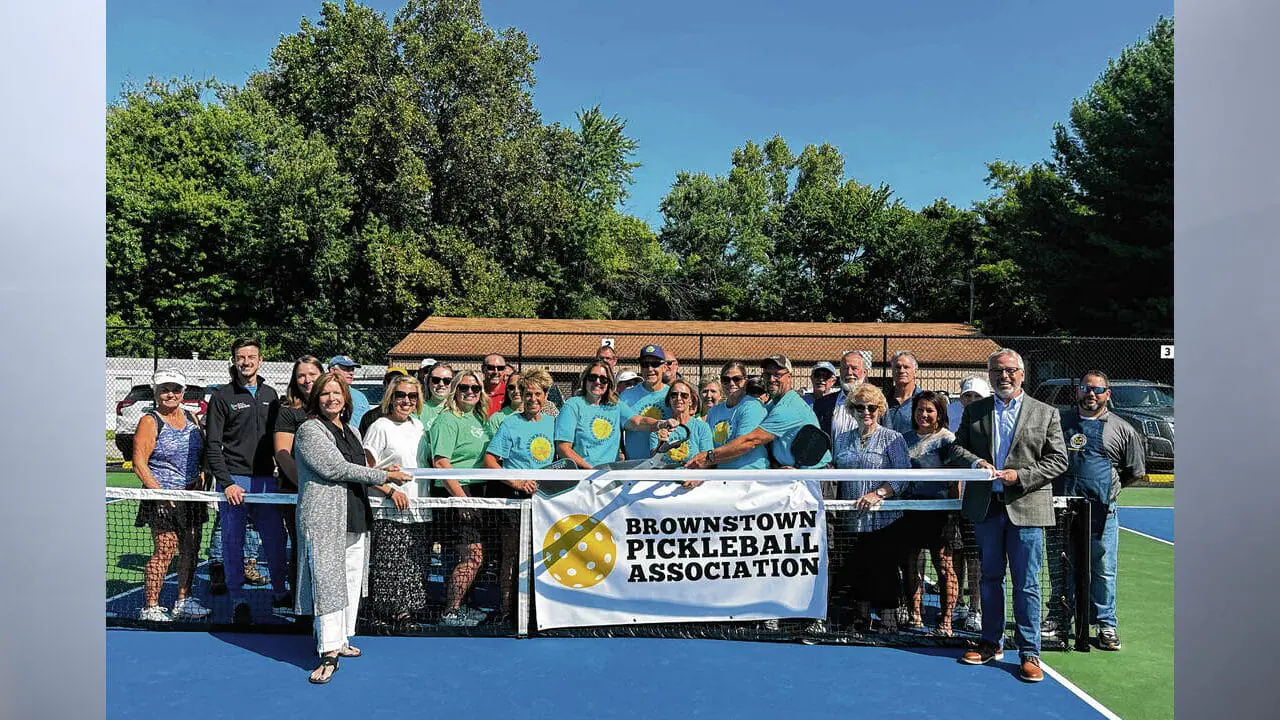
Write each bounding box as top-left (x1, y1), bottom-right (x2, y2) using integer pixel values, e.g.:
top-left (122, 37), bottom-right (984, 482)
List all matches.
top-left (208, 511), bottom-right (262, 563)
top-left (218, 474), bottom-right (287, 600)
top-left (976, 502), bottom-right (1044, 658)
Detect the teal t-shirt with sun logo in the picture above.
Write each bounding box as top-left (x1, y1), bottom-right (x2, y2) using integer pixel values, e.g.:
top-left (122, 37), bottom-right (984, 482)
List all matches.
top-left (487, 413), bottom-right (557, 469)
top-left (554, 396), bottom-right (636, 467)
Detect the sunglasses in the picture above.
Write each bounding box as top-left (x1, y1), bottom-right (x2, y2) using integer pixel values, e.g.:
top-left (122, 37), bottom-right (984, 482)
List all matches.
top-left (851, 403), bottom-right (879, 413)
top-left (669, 391), bottom-right (692, 399)
top-left (483, 364), bottom-right (506, 372)
top-left (1079, 385), bottom-right (1109, 395)
top-left (586, 374), bottom-right (610, 385)
top-left (430, 376), bottom-right (453, 384)
top-left (721, 374), bottom-right (745, 385)
top-left (457, 384), bottom-right (482, 394)
top-left (811, 373), bottom-right (834, 381)
top-left (392, 391), bottom-right (420, 401)
top-left (764, 370), bottom-right (790, 378)
top-left (157, 385), bottom-right (183, 395)
top-left (639, 360), bottom-right (665, 369)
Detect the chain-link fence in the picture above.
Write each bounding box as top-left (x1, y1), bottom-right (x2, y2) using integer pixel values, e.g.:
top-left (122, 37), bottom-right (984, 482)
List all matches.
top-left (106, 326), bottom-right (1174, 478)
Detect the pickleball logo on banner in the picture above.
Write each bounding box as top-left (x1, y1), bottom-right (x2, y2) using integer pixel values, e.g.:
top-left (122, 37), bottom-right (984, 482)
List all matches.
top-left (530, 435), bottom-right (553, 462)
top-left (542, 514), bottom-right (616, 589)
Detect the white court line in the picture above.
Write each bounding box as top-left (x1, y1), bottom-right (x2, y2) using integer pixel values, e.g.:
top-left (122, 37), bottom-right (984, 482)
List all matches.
top-left (1038, 658), bottom-right (1123, 720)
top-left (1120, 527), bottom-right (1174, 546)
top-left (1119, 505), bottom-right (1174, 510)
top-left (105, 559), bottom-right (211, 604)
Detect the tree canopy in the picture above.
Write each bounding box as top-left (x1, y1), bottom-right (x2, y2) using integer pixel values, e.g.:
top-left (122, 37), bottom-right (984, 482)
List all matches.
top-left (107, 1), bottom-right (1173, 358)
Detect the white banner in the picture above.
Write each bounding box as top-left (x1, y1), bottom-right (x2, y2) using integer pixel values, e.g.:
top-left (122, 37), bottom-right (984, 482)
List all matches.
top-left (532, 477), bottom-right (827, 630)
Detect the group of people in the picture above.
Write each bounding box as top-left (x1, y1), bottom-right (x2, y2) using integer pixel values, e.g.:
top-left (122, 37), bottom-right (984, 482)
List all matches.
top-left (130, 337), bottom-right (1146, 685)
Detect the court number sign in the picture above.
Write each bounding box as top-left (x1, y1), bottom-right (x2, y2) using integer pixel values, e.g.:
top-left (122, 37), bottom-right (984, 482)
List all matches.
top-left (1160, 345), bottom-right (1174, 359)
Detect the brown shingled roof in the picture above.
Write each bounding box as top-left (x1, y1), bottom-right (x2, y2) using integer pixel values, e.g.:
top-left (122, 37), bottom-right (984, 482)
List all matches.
top-left (387, 317), bottom-right (1000, 367)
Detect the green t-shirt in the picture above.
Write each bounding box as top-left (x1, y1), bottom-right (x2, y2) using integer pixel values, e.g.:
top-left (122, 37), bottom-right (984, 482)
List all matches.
top-left (485, 406), bottom-right (518, 436)
top-left (428, 410), bottom-right (490, 485)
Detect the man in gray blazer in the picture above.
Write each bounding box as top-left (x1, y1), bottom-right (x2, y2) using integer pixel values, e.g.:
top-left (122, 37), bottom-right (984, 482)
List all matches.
top-left (948, 348), bottom-right (1068, 682)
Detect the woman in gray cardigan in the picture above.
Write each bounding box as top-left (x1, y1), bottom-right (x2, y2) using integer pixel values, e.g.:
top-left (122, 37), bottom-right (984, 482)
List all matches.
top-left (294, 372), bottom-right (412, 684)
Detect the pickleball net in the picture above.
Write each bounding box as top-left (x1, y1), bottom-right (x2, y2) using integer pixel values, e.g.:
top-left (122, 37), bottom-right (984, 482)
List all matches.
top-left (105, 472), bottom-right (1091, 650)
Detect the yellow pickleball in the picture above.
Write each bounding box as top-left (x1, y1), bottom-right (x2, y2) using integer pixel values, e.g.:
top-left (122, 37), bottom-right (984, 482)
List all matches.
top-left (530, 436), bottom-right (553, 462)
top-left (591, 417), bottom-right (613, 440)
top-left (666, 440), bottom-right (690, 462)
top-left (712, 421), bottom-right (730, 445)
top-left (541, 514), bottom-right (616, 589)
top-left (641, 406), bottom-right (663, 420)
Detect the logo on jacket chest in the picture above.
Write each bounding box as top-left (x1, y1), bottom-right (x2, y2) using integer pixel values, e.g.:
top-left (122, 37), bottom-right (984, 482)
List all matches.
top-left (230, 402), bottom-right (252, 412)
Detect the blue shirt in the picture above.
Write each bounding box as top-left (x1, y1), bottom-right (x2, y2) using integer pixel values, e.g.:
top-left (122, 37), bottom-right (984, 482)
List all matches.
top-left (759, 391), bottom-right (832, 468)
top-left (833, 424), bottom-right (910, 532)
top-left (883, 385), bottom-right (923, 434)
top-left (722, 397), bottom-right (769, 470)
top-left (487, 413), bottom-right (557, 469)
top-left (350, 389), bottom-right (372, 429)
top-left (554, 396), bottom-right (636, 467)
top-left (705, 401), bottom-right (735, 448)
top-left (992, 393), bottom-right (1024, 493)
top-left (648, 417), bottom-right (714, 464)
top-left (619, 384), bottom-right (672, 461)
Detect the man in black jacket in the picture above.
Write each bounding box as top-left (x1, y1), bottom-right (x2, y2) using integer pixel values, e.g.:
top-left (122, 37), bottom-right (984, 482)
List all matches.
top-left (206, 338), bottom-right (286, 623)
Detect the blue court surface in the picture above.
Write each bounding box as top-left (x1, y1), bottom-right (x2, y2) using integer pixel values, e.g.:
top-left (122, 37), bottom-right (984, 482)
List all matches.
top-left (1117, 507), bottom-right (1174, 543)
top-left (108, 629), bottom-right (1108, 719)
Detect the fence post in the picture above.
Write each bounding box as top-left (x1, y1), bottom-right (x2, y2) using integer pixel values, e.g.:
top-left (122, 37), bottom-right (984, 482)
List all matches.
top-left (881, 336), bottom-right (888, 379)
top-left (152, 328), bottom-right (160, 373)
top-left (698, 334), bottom-right (705, 383)
top-left (517, 332), bottom-right (524, 372)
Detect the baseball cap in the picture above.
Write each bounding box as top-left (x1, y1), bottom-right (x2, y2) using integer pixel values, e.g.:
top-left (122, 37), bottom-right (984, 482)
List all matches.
top-left (327, 355), bottom-right (359, 369)
top-left (639, 344), bottom-right (667, 361)
top-left (811, 361), bottom-right (837, 376)
top-left (616, 370), bottom-right (639, 384)
top-left (959, 376), bottom-right (993, 398)
top-left (418, 358), bottom-right (438, 370)
top-left (153, 369), bottom-right (187, 389)
top-left (761, 355), bottom-right (793, 373)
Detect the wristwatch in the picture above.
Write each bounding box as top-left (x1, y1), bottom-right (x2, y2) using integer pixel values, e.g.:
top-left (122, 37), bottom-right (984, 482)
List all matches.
top-left (706, 449), bottom-right (718, 466)
top-left (875, 487), bottom-right (888, 499)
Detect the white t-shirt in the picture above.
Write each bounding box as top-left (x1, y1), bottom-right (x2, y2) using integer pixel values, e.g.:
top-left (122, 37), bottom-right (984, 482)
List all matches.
top-left (363, 415), bottom-right (430, 523)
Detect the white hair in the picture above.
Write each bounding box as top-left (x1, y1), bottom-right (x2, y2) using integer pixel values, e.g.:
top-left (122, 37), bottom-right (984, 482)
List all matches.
top-left (841, 349), bottom-right (871, 371)
top-left (890, 350), bottom-right (919, 369)
top-left (986, 348), bottom-right (1025, 371)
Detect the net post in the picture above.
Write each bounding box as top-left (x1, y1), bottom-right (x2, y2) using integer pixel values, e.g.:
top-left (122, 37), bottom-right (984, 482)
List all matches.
top-left (1070, 497), bottom-right (1092, 651)
top-left (517, 498), bottom-right (532, 637)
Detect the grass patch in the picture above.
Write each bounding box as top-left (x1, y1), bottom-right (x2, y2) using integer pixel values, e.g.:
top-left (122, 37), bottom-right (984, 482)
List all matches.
top-left (1047, 532), bottom-right (1173, 720)
top-left (107, 471), bottom-right (140, 489)
top-left (1119, 487), bottom-right (1174, 507)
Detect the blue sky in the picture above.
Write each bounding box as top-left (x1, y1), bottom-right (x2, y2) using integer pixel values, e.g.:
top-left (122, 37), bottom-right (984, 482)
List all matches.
top-left (108, 0), bottom-right (1173, 227)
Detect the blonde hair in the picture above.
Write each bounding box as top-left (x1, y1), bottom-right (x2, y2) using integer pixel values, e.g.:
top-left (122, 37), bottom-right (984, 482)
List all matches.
top-left (444, 370), bottom-right (489, 422)
top-left (380, 376), bottom-right (424, 415)
top-left (519, 369), bottom-right (553, 395)
top-left (847, 383), bottom-right (888, 423)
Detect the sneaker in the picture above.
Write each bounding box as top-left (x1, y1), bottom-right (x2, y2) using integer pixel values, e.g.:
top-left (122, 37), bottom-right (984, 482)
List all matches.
top-left (462, 606), bottom-right (488, 623)
top-left (271, 591), bottom-right (294, 610)
top-left (172, 597), bottom-right (211, 619)
top-left (962, 612), bottom-right (982, 634)
top-left (440, 608), bottom-right (481, 627)
top-left (243, 559), bottom-right (269, 587)
top-left (1041, 618), bottom-right (1060, 639)
top-left (1098, 626), bottom-right (1122, 651)
top-left (960, 641), bottom-right (1004, 665)
top-left (953, 605), bottom-right (970, 622)
top-left (139, 605), bottom-right (171, 622)
top-left (209, 561), bottom-right (228, 596)
top-left (233, 601), bottom-right (252, 625)
top-left (1019, 655), bottom-right (1045, 683)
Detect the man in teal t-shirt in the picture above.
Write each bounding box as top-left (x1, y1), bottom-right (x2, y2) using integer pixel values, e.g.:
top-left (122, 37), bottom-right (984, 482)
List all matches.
top-left (684, 355), bottom-right (831, 470)
top-left (619, 343), bottom-right (672, 460)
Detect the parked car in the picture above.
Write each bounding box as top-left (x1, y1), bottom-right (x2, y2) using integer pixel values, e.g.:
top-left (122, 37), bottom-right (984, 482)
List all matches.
top-left (1031, 378), bottom-right (1175, 473)
top-left (114, 383), bottom-right (211, 459)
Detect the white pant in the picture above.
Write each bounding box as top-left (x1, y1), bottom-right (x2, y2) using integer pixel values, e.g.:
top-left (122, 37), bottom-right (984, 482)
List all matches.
top-left (314, 531), bottom-right (366, 654)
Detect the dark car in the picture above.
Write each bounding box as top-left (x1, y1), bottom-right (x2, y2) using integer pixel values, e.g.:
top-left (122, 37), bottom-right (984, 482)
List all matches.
top-left (114, 383), bottom-right (211, 459)
top-left (1032, 378), bottom-right (1175, 473)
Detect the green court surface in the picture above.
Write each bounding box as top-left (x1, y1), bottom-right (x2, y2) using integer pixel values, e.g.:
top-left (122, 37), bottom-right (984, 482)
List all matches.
top-left (106, 471), bottom-right (212, 599)
top-left (1118, 487), bottom-right (1174, 507)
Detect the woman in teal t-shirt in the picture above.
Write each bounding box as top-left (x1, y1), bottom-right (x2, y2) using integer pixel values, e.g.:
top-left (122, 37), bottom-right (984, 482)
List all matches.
top-left (427, 369), bottom-right (492, 627)
top-left (482, 369), bottom-right (555, 623)
top-left (650, 378), bottom-right (714, 465)
top-left (555, 362), bottom-right (675, 468)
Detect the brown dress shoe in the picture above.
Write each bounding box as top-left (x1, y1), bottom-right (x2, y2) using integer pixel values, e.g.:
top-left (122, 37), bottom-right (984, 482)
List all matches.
top-left (960, 642), bottom-right (1004, 665)
top-left (1019, 655), bottom-right (1044, 682)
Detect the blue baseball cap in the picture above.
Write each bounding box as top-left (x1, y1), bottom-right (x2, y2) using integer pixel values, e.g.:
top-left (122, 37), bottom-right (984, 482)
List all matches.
top-left (327, 355), bottom-right (359, 369)
top-left (639, 344), bottom-right (667, 361)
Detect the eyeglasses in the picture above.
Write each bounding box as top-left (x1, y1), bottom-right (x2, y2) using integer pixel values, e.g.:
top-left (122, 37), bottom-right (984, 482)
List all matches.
top-left (430, 375), bottom-right (453, 385)
top-left (585, 374), bottom-right (610, 385)
top-left (851, 404), bottom-right (879, 413)
top-left (639, 360), bottom-right (664, 369)
top-left (1079, 385), bottom-right (1109, 395)
top-left (392, 391), bottom-right (420, 401)
top-left (483, 364), bottom-right (506, 372)
top-left (721, 374), bottom-right (745, 385)
top-left (457, 384), bottom-right (482, 394)
top-left (669, 391), bottom-right (692, 399)
top-left (989, 367), bottom-right (1021, 376)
